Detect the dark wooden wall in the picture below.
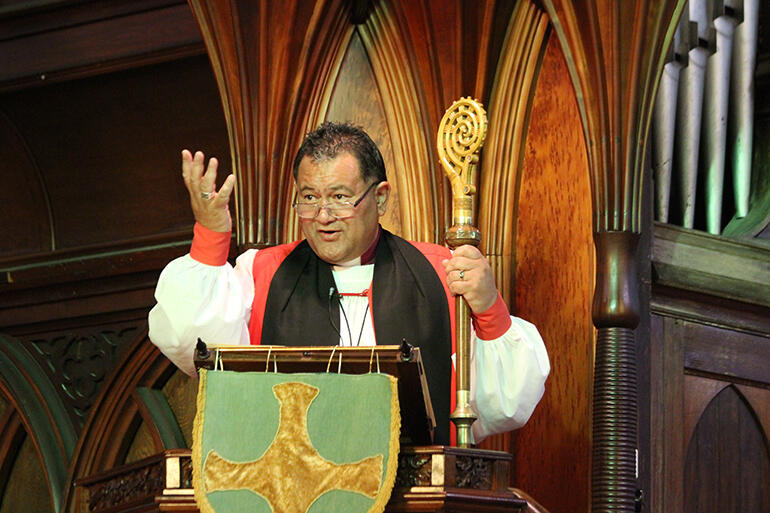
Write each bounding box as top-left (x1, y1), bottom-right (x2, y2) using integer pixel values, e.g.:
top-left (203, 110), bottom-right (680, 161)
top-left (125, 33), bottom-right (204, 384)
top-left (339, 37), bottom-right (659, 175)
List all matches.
top-left (0, 2), bottom-right (228, 512)
top-left (0, 1), bottom-right (596, 512)
top-left (0, 1), bottom-right (767, 513)
top-left (651, 224), bottom-right (770, 513)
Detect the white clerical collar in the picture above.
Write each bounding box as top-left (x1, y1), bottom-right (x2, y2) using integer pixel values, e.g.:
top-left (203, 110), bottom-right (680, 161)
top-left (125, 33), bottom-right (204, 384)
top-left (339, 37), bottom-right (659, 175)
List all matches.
top-left (331, 264), bottom-right (374, 294)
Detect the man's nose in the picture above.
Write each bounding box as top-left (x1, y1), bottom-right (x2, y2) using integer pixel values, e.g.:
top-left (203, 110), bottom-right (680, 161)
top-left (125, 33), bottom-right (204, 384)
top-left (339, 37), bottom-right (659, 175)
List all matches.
top-left (314, 206), bottom-right (336, 223)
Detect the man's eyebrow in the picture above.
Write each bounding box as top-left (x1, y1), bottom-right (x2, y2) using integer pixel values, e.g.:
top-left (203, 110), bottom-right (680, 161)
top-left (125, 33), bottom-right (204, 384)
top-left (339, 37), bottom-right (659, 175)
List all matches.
top-left (299, 184), bottom-right (355, 194)
top-left (327, 184), bottom-right (355, 193)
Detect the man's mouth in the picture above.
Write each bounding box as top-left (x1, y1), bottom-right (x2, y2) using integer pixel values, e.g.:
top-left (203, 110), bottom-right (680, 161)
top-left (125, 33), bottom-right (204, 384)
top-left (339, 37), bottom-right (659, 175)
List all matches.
top-left (318, 229), bottom-right (340, 241)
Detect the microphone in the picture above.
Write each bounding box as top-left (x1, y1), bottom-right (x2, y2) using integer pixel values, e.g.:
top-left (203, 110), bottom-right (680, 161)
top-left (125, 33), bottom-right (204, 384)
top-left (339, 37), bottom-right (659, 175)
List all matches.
top-left (327, 287), bottom-right (343, 342)
top-left (196, 338), bottom-right (210, 359)
top-left (328, 286), bottom-right (353, 345)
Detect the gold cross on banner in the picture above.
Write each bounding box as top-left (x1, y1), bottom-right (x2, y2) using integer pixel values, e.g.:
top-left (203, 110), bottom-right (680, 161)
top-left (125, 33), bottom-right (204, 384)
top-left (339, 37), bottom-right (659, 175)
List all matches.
top-left (203, 381), bottom-right (383, 513)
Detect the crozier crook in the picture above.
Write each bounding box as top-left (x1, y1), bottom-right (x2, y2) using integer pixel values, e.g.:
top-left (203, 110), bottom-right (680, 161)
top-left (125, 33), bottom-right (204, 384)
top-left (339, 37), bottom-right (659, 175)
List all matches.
top-left (437, 98), bottom-right (488, 447)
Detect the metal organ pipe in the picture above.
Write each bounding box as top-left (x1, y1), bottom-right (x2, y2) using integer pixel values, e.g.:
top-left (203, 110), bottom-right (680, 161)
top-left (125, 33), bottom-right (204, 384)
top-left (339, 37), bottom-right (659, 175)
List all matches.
top-left (654, 0), bottom-right (758, 234)
top-left (675, 2), bottom-right (711, 229)
top-left (653, 60), bottom-right (683, 223)
top-left (702, 9), bottom-right (737, 234)
top-left (729, 0), bottom-right (758, 220)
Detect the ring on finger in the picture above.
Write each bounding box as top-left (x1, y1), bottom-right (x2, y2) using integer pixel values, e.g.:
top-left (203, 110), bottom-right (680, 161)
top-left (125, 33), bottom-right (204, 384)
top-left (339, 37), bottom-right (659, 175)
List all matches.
top-left (459, 270), bottom-right (465, 280)
top-left (201, 191), bottom-right (213, 200)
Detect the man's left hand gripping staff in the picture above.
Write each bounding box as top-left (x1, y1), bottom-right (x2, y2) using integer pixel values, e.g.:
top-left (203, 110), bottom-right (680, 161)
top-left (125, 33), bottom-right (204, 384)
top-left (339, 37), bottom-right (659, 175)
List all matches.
top-left (181, 149), bottom-right (236, 233)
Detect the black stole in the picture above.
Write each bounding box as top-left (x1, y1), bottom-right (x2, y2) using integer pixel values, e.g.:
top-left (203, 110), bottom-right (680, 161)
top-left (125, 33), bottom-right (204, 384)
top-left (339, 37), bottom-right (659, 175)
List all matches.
top-left (261, 230), bottom-right (451, 444)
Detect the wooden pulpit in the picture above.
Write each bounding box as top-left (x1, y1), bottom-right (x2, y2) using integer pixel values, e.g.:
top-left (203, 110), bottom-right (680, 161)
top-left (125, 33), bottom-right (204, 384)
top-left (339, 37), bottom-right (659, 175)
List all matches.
top-left (76, 344), bottom-right (528, 512)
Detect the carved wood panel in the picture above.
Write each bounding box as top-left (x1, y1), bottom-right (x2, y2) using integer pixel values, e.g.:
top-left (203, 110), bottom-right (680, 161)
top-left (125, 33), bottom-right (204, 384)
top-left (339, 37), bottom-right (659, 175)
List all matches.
top-left (0, 55), bottom-right (229, 253)
top-left (0, 110), bottom-right (52, 257)
top-left (0, 3), bottom-right (665, 513)
top-left (684, 383), bottom-right (770, 513)
top-left (324, 31), bottom-right (404, 236)
top-left (511, 32), bottom-right (594, 513)
top-left (651, 295), bottom-right (770, 513)
top-left (61, 335), bottom-right (188, 513)
top-left (24, 323), bottom-right (141, 427)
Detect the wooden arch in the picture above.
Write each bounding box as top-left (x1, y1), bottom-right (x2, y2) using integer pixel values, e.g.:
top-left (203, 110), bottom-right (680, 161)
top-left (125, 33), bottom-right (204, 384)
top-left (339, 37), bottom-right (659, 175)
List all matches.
top-left (60, 333), bottom-right (193, 513)
top-left (537, 1), bottom-right (687, 512)
top-left (0, 334), bottom-right (78, 513)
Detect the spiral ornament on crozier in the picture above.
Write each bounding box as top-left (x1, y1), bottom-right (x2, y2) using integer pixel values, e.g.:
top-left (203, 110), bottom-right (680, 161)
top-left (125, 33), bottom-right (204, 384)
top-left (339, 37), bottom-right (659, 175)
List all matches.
top-left (437, 98), bottom-right (488, 200)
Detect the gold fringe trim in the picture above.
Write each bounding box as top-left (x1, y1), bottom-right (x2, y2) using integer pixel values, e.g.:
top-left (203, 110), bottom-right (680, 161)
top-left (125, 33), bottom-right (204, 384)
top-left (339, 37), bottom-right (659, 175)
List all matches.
top-left (191, 369), bottom-right (214, 513)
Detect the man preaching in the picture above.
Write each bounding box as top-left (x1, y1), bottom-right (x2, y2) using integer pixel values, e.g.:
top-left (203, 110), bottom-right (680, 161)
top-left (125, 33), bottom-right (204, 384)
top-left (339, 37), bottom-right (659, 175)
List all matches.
top-left (148, 122), bottom-right (549, 444)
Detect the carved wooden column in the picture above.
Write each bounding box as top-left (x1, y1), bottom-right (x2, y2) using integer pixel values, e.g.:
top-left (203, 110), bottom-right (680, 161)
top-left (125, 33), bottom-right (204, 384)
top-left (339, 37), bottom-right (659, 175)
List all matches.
top-left (538, 1), bottom-right (686, 511)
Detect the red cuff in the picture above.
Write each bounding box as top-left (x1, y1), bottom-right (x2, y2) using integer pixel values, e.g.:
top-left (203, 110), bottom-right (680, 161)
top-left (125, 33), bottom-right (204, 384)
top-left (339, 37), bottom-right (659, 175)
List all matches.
top-left (189, 222), bottom-right (231, 266)
top-left (472, 292), bottom-right (512, 340)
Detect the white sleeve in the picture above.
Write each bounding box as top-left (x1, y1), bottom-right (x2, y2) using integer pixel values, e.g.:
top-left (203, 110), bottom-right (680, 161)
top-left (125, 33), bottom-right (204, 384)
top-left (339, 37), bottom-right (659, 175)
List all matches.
top-left (147, 250), bottom-right (258, 376)
top-left (469, 317), bottom-right (550, 442)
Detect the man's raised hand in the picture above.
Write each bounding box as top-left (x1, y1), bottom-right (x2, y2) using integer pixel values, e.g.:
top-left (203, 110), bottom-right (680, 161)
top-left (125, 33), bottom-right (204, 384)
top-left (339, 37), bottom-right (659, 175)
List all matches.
top-left (181, 150), bottom-right (236, 233)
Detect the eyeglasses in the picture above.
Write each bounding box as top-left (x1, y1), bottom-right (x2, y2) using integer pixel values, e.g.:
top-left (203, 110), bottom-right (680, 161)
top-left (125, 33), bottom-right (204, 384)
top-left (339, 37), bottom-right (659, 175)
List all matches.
top-left (292, 182), bottom-right (379, 220)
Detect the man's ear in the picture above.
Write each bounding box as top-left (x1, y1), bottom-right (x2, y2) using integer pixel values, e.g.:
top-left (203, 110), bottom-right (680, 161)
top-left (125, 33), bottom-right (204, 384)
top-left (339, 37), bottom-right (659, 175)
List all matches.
top-left (375, 181), bottom-right (391, 216)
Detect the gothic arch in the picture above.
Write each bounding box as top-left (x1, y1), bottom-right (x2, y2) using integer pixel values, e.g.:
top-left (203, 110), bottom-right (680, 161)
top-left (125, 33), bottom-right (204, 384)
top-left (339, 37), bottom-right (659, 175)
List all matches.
top-left (61, 332), bottom-right (194, 513)
top-left (0, 334), bottom-right (77, 513)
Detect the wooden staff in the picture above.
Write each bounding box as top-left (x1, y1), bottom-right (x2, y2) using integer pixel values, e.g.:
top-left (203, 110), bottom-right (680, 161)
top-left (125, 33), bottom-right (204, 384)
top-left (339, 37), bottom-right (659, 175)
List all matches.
top-left (437, 98), bottom-right (488, 447)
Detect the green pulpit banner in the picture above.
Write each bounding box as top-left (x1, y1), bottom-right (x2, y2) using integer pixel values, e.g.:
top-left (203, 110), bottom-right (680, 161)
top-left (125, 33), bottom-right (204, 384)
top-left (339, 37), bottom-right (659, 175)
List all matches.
top-left (192, 369), bottom-right (400, 513)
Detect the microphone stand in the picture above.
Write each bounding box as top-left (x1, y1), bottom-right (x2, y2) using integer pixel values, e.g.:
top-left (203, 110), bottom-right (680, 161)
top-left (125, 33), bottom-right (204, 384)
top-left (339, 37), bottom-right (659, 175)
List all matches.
top-left (437, 98), bottom-right (488, 448)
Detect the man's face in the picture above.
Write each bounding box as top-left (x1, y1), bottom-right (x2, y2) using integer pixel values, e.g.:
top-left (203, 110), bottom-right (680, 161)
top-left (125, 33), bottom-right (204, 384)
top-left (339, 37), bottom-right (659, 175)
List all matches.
top-left (295, 152), bottom-right (389, 265)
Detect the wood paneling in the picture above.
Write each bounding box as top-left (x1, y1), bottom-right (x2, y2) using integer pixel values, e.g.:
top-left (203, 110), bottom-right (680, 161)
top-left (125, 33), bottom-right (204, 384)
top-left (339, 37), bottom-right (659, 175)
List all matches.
top-left (651, 291), bottom-right (770, 513)
top-left (0, 55), bottom-right (229, 253)
top-left (479, 0), bottom-right (549, 305)
top-left (540, 0), bottom-right (685, 232)
top-left (188, 0), bottom-right (353, 248)
top-left (738, 385), bottom-right (770, 447)
top-left (383, 0), bottom-right (518, 240)
top-left (325, 31), bottom-right (403, 236)
top-left (358, 2), bottom-right (436, 241)
top-left (684, 385), bottom-right (770, 513)
top-left (512, 33), bottom-right (594, 513)
top-left (0, 1), bottom-right (203, 91)
top-left (0, 5), bottom-right (231, 513)
top-left (0, 110), bottom-right (52, 256)
top-left (683, 375), bottom-right (729, 452)
top-left (684, 323), bottom-right (770, 386)
top-left (653, 222), bottom-right (770, 309)
top-left (650, 314), bottom-right (686, 513)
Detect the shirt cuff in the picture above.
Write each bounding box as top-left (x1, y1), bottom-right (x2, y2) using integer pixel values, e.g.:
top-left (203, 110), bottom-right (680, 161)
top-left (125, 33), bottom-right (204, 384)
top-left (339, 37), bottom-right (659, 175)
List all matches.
top-left (189, 222), bottom-right (231, 266)
top-left (472, 293), bottom-right (512, 340)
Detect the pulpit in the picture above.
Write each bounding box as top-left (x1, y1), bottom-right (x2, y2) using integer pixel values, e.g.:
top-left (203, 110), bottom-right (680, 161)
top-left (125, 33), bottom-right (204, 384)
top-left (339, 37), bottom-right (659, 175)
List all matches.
top-left (75, 344), bottom-right (530, 513)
